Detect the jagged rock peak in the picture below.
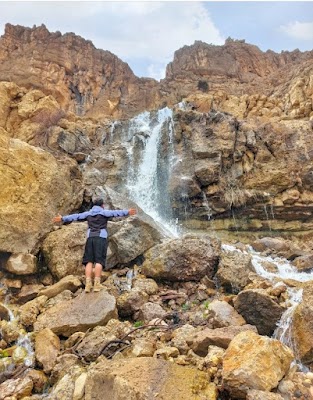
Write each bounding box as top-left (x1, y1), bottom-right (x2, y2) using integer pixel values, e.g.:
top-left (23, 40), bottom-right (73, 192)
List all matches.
top-left (165, 38), bottom-right (313, 81)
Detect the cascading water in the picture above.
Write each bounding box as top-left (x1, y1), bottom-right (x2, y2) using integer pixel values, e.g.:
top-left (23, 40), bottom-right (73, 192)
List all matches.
top-left (222, 243), bottom-right (313, 369)
top-left (0, 301), bottom-right (35, 371)
top-left (119, 107), bottom-right (181, 237)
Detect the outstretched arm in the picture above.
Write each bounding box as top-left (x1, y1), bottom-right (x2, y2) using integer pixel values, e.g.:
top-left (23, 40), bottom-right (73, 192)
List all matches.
top-left (102, 208), bottom-right (137, 218)
top-left (52, 211), bottom-right (90, 223)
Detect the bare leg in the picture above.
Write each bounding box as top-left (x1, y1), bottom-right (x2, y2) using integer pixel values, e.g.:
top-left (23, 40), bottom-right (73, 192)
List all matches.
top-left (93, 263), bottom-right (104, 292)
top-left (85, 262), bottom-right (93, 278)
top-left (94, 263), bottom-right (103, 277)
top-left (85, 262), bottom-right (93, 293)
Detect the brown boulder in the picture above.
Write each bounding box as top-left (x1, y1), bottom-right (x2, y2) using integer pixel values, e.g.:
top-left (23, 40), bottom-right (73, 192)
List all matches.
top-left (85, 357), bottom-right (217, 400)
top-left (142, 234), bottom-right (220, 281)
top-left (233, 289), bottom-right (285, 335)
top-left (0, 133), bottom-right (83, 254)
top-left (34, 290), bottom-right (118, 336)
top-left (222, 331), bottom-right (293, 398)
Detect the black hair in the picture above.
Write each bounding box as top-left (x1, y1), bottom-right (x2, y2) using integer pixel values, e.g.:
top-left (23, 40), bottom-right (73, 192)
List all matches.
top-left (93, 198), bottom-right (104, 207)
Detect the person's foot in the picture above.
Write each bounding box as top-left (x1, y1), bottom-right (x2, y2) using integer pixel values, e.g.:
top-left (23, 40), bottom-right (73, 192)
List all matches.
top-left (85, 278), bottom-right (92, 293)
top-left (93, 277), bottom-right (104, 292)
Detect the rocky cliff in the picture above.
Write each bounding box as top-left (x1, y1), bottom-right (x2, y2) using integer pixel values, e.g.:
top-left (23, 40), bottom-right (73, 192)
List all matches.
top-left (0, 24), bottom-right (161, 119)
top-left (1, 24), bottom-right (312, 121)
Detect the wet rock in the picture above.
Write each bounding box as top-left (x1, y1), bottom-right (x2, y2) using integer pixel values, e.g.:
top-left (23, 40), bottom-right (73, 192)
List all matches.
top-left (34, 290), bottom-right (118, 336)
top-left (233, 289), bottom-right (285, 335)
top-left (251, 237), bottom-right (302, 259)
top-left (222, 331), bottom-right (293, 398)
top-left (292, 254), bottom-right (313, 272)
top-left (292, 284), bottom-right (313, 363)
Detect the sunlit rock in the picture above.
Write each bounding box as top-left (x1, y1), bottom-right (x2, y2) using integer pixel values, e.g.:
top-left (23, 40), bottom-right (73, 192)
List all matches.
top-left (207, 300), bottom-right (246, 328)
top-left (5, 253), bottom-right (38, 275)
top-left (222, 331), bottom-right (293, 398)
top-left (187, 324), bottom-right (257, 356)
top-left (0, 133), bottom-right (83, 254)
top-left (292, 284), bottom-right (313, 363)
top-left (35, 328), bottom-right (60, 374)
top-left (85, 357), bottom-right (217, 400)
top-left (34, 290), bottom-right (118, 336)
top-left (142, 235), bottom-right (220, 281)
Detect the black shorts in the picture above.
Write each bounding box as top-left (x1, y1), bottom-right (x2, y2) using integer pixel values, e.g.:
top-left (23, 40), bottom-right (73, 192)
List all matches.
top-left (82, 237), bottom-right (108, 267)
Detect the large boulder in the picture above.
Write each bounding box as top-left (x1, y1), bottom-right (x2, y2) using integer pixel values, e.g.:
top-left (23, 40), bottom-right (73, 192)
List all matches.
top-left (34, 290), bottom-right (118, 336)
top-left (292, 284), bottom-right (313, 363)
top-left (42, 224), bottom-right (87, 279)
top-left (85, 357), bottom-right (218, 400)
top-left (233, 289), bottom-right (285, 336)
top-left (215, 247), bottom-right (255, 293)
top-left (141, 234), bottom-right (220, 281)
top-left (222, 331), bottom-right (293, 398)
top-left (187, 324), bottom-right (257, 356)
top-left (35, 328), bottom-right (60, 374)
top-left (0, 133), bottom-right (83, 254)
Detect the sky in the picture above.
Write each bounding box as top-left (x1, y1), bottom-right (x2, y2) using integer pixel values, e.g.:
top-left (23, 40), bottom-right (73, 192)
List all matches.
top-left (0, 1), bottom-right (312, 80)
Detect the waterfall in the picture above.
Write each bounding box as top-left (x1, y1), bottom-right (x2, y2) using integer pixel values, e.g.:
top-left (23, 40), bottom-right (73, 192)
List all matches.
top-left (0, 302), bottom-right (35, 369)
top-left (116, 107), bottom-right (181, 237)
top-left (222, 243), bottom-right (313, 368)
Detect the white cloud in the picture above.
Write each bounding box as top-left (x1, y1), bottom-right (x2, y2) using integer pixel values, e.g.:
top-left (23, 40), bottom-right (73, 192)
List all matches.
top-left (280, 20), bottom-right (313, 41)
top-left (0, 1), bottom-right (224, 79)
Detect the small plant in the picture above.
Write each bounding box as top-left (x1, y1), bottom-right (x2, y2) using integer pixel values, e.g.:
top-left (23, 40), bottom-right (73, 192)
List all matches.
top-left (133, 321), bottom-right (143, 328)
top-left (203, 300), bottom-right (210, 310)
top-left (181, 303), bottom-right (190, 311)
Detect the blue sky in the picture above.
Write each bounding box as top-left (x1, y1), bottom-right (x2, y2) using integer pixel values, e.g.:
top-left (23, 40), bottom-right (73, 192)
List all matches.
top-left (0, 1), bottom-right (312, 80)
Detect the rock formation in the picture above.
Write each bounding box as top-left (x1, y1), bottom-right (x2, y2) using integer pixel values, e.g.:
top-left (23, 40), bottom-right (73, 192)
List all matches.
top-left (1, 22), bottom-right (313, 400)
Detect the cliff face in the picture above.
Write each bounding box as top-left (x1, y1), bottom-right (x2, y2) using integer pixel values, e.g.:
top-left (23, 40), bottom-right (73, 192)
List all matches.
top-left (0, 24), bottom-right (161, 118)
top-left (163, 39), bottom-right (313, 97)
top-left (1, 24), bottom-right (313, 121)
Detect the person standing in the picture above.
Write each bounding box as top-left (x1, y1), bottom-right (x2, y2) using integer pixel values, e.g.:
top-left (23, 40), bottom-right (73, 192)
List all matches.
top-left (53, 198), bottom-right (137, 292)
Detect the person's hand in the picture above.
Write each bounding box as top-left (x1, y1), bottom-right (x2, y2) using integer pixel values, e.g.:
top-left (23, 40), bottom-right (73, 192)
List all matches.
top-left (128, 208), bottom-right (137, 216)
top-left (53, 215), bottom-right (63, 223)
